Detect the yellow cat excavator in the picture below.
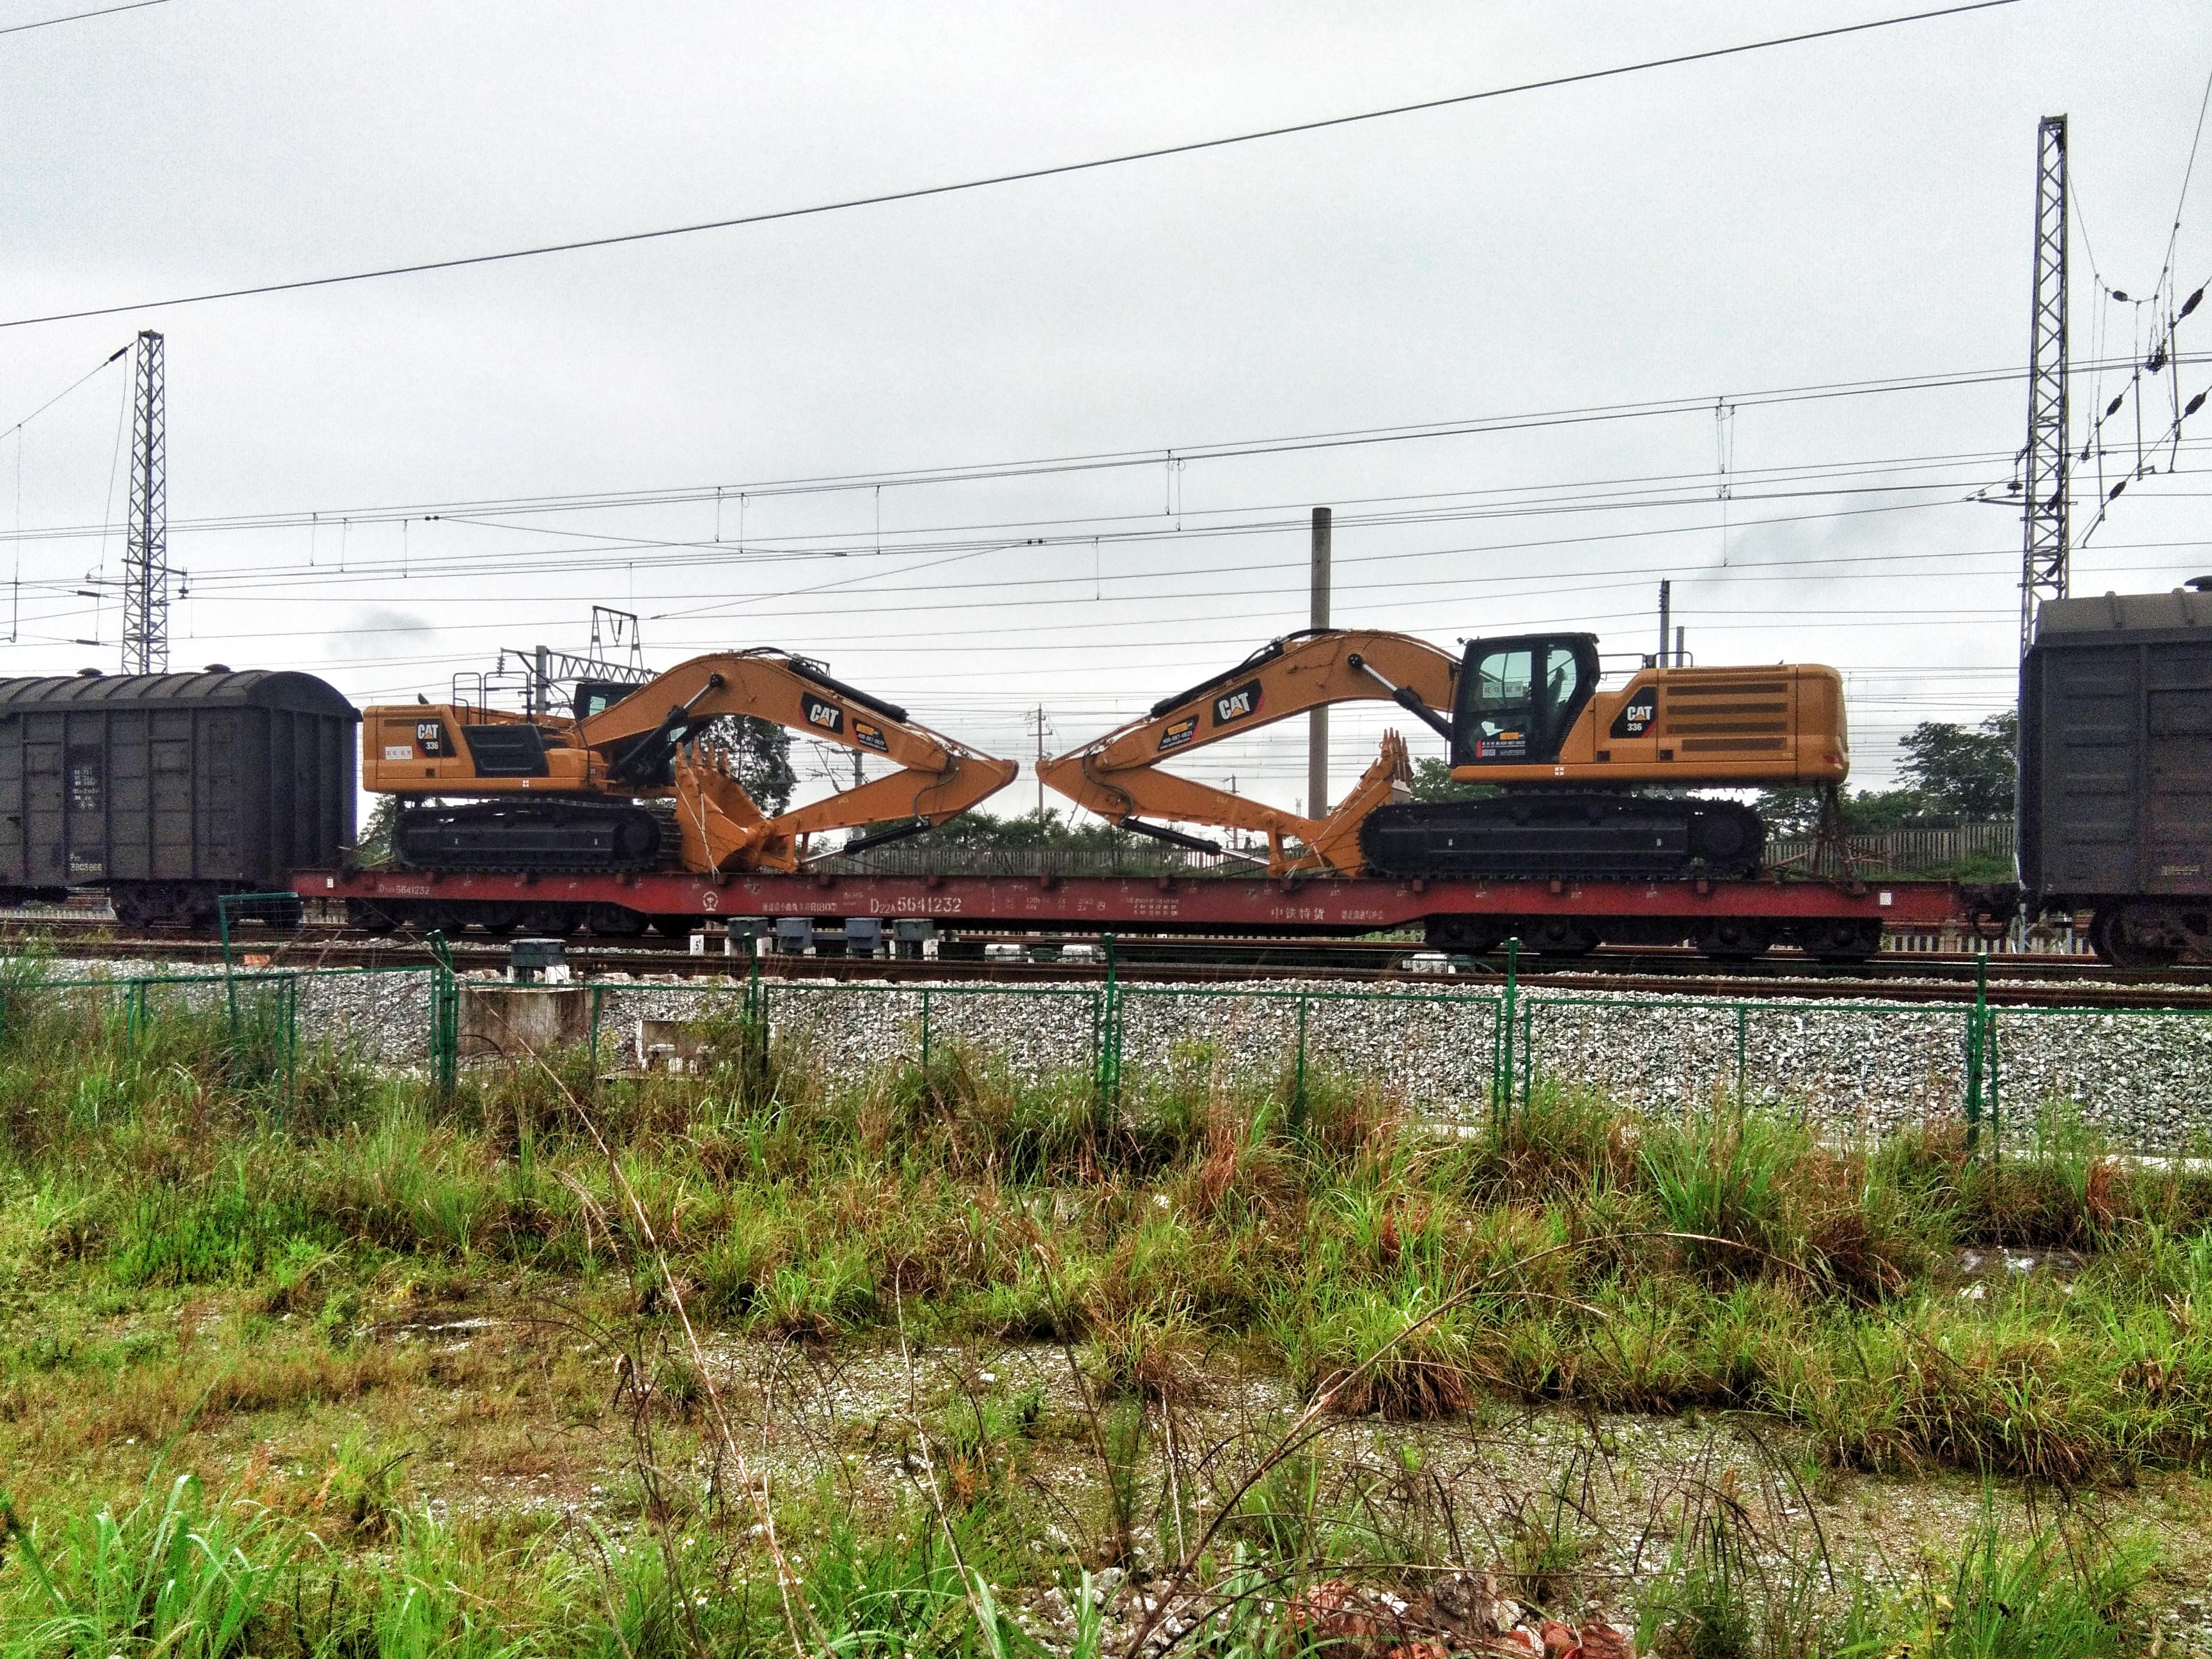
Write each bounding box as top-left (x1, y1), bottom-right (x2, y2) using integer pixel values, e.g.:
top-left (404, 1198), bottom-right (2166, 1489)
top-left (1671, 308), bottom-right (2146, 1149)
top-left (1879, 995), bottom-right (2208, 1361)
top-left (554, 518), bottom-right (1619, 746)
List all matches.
top-left (1040, 628), bottom-right (1850, 879)
top-left (360, 650), bottom-right (1017, 875)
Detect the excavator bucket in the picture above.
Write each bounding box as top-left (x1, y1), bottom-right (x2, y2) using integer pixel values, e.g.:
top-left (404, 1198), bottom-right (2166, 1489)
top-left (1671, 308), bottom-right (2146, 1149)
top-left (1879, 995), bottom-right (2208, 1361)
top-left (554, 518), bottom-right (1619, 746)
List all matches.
top-left (1297, 732), bottom-right (1412, 875)
top-left (674, 748), bottom-right (798, 873)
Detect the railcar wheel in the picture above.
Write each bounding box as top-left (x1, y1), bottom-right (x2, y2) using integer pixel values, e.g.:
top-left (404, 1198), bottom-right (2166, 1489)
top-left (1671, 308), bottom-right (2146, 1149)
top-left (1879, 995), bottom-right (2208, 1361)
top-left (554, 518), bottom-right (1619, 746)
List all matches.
top-left (648, 914), bottom-right (697, 938)
top-left (2089, 903), bottom-right (2185, 970)
top-left (518, 904), bottom-right (581, 938)
top-left (111, 886), bottom-right (156, 930)
top-left (1519, 917), bottom-right (1599, 958)
top-left (587, 904), bottom-right (649, 937)
top-left (346, 898), bottom-right (401, 935)
top-left (1424, 914), bottom-right (1505, 955)
top-left (1690, 918), bottom-right (1773, 961)
top-left (1796, 918), bottom-right (1882, 962)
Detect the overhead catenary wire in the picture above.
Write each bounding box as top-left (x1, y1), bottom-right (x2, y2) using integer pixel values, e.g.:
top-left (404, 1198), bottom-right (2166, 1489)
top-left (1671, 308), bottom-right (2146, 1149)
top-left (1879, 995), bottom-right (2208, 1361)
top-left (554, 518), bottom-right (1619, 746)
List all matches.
top-left (3, 347), bottom-right (2190, 565)
top-left (0, 0), bottom-right (2018, 332)
top-left (0, 0), bottom-right (166, 40)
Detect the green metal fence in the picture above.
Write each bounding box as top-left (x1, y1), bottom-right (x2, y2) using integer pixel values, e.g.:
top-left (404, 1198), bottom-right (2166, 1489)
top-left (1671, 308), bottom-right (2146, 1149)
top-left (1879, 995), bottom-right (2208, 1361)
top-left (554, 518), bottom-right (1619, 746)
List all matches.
top-left (1505, 954), bottom-right (2212, 1156)
top-left (581, 934), bottom-right (1508, 1120)
top-left (8, 931), bottom-right (2212, 1152)
top-left (0, 957), bottom-right (449, 1112)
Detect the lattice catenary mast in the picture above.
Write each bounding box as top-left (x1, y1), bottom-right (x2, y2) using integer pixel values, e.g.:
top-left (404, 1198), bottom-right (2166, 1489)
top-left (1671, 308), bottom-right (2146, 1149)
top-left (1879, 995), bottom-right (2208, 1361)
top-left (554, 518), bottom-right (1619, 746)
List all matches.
top-left (120, 329), bottom-right (168, 675)
top-left (2019, 115), bottom-right (2068, 656)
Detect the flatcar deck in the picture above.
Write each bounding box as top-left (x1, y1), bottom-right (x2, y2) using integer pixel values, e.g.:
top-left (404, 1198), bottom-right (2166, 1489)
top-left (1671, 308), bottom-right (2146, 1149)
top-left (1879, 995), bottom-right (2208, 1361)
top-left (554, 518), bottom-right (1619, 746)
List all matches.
top-left (298, 865), bottom-right (1973, 943)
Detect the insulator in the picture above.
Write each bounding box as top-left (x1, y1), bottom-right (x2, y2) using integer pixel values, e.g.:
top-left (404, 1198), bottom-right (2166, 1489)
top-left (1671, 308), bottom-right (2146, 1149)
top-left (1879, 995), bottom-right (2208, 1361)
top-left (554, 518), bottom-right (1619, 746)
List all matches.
top-left (2113, 288), bottom-right (2132, 301)
top-left (2109, 480), bottom-right (2127, 501)
top-left (2184, 287), bottom-right (2204, 319)
top-left (2187, 391), bottom-right (2207, 418)
top-left (2107, 393), bottom-right (2125, 417)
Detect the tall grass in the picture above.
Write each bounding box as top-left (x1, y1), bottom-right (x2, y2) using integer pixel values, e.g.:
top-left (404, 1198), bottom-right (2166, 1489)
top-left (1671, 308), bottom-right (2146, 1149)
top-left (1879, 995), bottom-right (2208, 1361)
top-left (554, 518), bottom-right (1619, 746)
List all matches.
top-left (8, 994), bottom-right (2212, 1477)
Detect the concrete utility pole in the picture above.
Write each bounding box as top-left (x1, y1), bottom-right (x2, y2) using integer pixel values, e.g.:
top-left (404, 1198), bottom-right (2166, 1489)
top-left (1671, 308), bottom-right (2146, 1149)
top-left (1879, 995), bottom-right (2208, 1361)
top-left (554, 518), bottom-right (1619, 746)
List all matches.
top-left (120, 331), bottom-right (167, 675)
top-left (1656, 580), bottom-right (1671, 669)
top-left (1027, 705), bottom-right (1054, 817)
top-left (2020, 113), bottom-right (2070, 655)
top-left (1308, 507), bottom-right (1331, 816)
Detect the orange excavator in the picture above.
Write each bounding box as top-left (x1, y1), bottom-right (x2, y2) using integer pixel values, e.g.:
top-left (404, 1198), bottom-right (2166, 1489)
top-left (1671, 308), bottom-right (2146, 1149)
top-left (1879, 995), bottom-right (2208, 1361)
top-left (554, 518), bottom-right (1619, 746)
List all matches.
top-left (360, 650), bottom-right (1017, 875)
top-left (1040, 628), bottom-right (1850, 880)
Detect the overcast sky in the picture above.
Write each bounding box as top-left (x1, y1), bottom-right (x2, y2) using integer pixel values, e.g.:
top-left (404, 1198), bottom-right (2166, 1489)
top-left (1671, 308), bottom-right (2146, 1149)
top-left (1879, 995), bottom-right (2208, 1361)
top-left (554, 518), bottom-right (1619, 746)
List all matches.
top-left (2, 0), bottom-right (2207, 820)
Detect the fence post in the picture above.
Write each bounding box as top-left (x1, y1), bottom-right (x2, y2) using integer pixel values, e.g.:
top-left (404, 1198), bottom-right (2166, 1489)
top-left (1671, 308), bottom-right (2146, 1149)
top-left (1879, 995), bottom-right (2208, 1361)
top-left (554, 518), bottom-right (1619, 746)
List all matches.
top-left (427, 932), bottom-right (459, 1099)
top-left (1963, 948), bottom-right (1988, 1152)
top-left (1291, 994), bottom-right (1310, 1131)
top-left (1520, 996), bottom-right (1536, 1106)
top-left (745, 927), bottom-right (763, 1024)
top-left (1735, 1004), bottom-right (1749, 1106)
top-left (1095, 932), bottom-right (1122, 1108)
top-left (1496, 937), bottom-right (1520, 1125)
top-left (921, 986), bottom-right (932, 1070)
top-left (1984, 1004), bottom-right (2001, 1180)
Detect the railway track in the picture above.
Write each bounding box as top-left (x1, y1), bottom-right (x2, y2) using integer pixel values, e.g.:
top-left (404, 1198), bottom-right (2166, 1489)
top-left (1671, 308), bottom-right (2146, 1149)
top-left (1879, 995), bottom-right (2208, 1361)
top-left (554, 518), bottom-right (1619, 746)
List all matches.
top-left (4, 924), bottom-right (2208, 1009)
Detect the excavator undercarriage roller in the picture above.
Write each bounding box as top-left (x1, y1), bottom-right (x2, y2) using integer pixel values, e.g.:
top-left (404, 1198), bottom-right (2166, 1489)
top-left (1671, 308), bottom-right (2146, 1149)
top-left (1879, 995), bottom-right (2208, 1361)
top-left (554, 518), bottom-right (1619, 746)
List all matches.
top-left (396, 800), bottom-right (675, 874)
top-left (1357, 792), bottom-right (1766, 882)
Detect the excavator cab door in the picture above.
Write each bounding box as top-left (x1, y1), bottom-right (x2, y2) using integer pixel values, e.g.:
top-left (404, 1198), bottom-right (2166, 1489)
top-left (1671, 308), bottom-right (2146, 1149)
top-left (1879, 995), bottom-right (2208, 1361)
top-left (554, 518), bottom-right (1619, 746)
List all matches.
top-left (1450, 634), bottom-right (1600, 767)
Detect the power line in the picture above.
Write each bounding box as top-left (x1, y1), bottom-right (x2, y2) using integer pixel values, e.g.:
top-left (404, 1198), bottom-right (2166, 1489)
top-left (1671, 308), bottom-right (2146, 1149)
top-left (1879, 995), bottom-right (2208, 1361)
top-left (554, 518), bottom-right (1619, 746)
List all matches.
top-left (0, 342), bottom-right (129, 438)
top-left (0, 0), bottom-right (165, 40)
top-left (10, 353), bottom-right (2190, 552)
top-left (2159, 59), bottom-right (2212, 297)
top-left (0, 0), bottom-right (2019, 331)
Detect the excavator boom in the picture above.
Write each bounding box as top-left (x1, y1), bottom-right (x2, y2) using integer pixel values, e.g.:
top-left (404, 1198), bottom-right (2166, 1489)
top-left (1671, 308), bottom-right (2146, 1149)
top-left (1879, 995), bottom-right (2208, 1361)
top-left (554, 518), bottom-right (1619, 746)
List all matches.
top-left (1036, 628), bottom-right (1460, 876)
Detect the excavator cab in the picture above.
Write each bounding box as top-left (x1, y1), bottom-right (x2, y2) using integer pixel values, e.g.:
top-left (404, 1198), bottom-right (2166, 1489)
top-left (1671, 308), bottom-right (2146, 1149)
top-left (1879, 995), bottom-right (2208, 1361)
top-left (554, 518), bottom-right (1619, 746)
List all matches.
top-left (1451, 634), bottom-right (1600, 767)
top-left (573, 679), bottom-right (639, 721)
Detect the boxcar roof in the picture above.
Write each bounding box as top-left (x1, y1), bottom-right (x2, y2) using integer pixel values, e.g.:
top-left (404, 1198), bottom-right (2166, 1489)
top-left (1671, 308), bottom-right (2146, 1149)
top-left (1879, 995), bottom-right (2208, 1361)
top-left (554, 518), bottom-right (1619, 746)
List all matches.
top-left (0, 668), bottom-right (358, 718)
top-left (2035, 587), bottom-right (2212, 642)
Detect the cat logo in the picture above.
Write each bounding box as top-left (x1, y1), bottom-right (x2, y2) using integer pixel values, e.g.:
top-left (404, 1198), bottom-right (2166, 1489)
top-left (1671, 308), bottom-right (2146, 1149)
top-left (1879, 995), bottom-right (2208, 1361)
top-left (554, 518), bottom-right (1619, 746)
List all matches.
top-left (1156, 715), bottom-right (1200, 753)
top-left (852, 719), bottom-right (890, 754)
top-left (414, 720), bottom-right (449, 756)
top-left (1609, 692), bottom-right (1658, 739)
top-left (1211, 678), bottom-right (1264, 728)
top-left (801, 694), bottom-right (845, 735)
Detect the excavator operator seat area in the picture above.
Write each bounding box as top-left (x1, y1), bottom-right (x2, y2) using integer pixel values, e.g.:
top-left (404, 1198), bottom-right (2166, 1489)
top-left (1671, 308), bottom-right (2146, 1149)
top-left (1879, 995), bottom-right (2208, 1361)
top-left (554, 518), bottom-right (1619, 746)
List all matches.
top-left (1452, 635), bottom-right (1600, 767)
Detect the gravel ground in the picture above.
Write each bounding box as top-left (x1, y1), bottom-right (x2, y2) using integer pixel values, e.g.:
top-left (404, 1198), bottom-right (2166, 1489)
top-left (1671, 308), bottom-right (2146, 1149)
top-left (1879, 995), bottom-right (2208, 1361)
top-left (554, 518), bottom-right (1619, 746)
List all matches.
top-left (16, 956), bottom-right (2212, 1149)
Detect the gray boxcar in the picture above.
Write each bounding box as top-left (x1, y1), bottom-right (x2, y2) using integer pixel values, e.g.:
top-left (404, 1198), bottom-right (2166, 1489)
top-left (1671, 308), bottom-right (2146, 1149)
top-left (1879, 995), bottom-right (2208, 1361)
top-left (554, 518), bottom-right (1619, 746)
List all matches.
top-left (2020, 582), bottom-right (2212, 965)
top-left (0, 667), bottom-right (358, 927)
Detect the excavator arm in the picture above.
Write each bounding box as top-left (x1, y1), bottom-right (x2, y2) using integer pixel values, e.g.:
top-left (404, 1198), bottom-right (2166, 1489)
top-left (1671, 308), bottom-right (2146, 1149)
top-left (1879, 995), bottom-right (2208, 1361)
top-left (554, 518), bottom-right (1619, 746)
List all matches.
top-left (1035, 628), bottom-right (1460, 876)
top-left (577, 651), bottom-right (1018, 873)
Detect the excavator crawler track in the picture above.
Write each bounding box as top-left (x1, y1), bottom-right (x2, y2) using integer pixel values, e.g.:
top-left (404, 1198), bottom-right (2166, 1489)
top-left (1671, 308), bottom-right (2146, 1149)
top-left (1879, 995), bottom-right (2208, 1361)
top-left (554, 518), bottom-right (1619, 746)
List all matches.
top-left (397, 800), bottom-right (673, 874)
top-left (1357, 791), bottom-right (1765, 882)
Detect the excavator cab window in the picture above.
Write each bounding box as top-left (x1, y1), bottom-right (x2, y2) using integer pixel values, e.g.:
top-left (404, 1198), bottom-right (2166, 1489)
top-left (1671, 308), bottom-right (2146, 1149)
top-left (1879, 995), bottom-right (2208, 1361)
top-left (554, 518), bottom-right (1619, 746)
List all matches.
top-left (1452, 634), bottom-right (1599, 766)
top-left (574, 680), bottom-right (638, 721)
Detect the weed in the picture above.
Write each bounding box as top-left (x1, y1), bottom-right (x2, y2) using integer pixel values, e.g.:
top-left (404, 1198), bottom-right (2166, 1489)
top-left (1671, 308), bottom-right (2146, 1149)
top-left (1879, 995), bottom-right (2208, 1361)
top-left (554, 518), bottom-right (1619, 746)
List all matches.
top-left (0, 1474), bottom-right (294, 1658)
top-left (1872, 1514), bottom-right (2152, 1658)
